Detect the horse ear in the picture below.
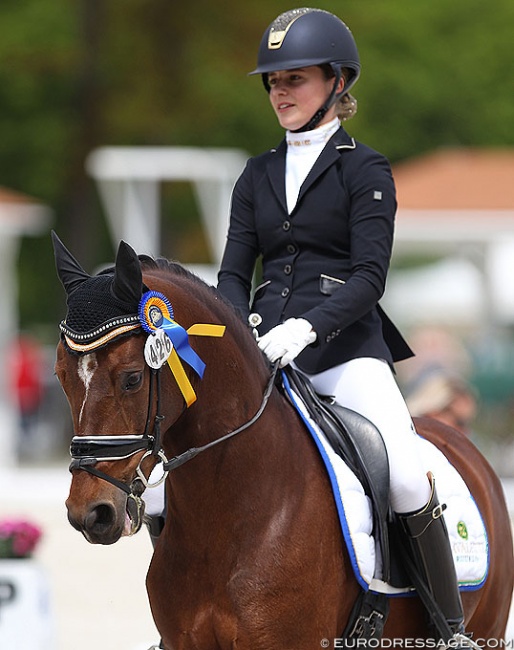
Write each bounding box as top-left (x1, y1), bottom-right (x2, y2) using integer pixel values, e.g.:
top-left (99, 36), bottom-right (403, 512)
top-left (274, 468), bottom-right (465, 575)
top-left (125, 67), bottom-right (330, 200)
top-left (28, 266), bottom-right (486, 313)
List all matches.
top-left (112, 240), bottom-right (144, 304)
top-left (52, 230), bottom-right (91, 296)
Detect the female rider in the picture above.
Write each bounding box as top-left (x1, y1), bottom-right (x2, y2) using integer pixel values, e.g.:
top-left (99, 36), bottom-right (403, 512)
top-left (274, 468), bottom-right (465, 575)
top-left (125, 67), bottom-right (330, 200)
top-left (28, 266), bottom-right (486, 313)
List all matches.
top-left (217, 8), bottom-right (472, 645)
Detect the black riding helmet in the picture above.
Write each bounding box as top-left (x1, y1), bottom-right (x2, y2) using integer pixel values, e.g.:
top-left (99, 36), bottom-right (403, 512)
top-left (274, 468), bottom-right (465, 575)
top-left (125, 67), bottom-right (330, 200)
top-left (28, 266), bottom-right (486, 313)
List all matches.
top-left (250, 8), bottom-right (361, 132)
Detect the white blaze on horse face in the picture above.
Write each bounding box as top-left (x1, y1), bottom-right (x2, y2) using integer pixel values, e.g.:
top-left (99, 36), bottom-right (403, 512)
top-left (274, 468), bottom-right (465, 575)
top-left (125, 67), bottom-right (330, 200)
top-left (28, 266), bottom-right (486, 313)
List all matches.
top-left (77, 353), bottom-right (98, 425)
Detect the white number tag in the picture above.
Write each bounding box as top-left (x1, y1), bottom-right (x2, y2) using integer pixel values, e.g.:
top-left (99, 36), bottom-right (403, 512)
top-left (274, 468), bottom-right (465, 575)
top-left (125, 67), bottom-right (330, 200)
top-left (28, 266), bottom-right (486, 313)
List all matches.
top-left (144, 329), bottom-right (173, 369)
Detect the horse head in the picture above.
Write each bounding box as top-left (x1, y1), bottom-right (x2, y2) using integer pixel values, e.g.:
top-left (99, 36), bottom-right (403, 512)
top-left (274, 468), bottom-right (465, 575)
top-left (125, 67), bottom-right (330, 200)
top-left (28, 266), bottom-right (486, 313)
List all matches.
top-left (53, 232), bottom-right (265, 546)
top-left (53, 232), bottom-right (188, 544)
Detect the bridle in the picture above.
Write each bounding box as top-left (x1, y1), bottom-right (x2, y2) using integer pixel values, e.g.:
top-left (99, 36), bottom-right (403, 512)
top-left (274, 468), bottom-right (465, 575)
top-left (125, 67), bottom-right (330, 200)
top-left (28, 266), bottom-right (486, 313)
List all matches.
top-left (69, 366), bottom-right (169, 493)
top-left (68, 365), bottom-right (170, 535)
top-left (63, 280), bottom-right (278, 534)
top-left (68, 343), bottom-right (279, 526)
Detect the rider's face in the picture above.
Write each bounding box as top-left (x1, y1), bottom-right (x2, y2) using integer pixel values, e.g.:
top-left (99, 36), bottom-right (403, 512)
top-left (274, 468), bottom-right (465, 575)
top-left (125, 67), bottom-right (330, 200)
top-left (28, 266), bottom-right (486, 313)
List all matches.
top-left (268, 65), bottom-right (343, 131)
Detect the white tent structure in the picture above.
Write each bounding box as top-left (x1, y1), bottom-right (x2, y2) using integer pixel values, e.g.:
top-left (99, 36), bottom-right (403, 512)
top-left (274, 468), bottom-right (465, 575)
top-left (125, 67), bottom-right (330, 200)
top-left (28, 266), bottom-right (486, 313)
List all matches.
top-left (86, 146), bottom-right (248, 285)
top-left (385, 148), bottom-right (514, 330)
top-left (86, 146), bottom-right (514, 331)
top-left (0, 188), bottom-right (51, 467)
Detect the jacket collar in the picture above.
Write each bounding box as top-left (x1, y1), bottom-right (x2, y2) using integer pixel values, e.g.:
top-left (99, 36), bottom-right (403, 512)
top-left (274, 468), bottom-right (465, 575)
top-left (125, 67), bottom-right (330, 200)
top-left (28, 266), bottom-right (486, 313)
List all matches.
top-left (266, 127), bottom-right (356, 213)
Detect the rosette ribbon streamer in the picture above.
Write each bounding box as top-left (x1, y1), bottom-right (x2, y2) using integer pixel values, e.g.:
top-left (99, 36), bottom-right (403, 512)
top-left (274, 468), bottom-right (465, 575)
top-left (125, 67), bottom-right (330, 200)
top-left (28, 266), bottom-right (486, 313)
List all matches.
top-left (162, 321), bottom-right (225, 406)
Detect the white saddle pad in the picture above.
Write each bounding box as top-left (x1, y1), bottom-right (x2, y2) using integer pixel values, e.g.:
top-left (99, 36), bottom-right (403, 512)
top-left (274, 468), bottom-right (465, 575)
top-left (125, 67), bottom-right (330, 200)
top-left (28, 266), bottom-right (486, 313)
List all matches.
top-left (283, 376), bottom-right (489, 596)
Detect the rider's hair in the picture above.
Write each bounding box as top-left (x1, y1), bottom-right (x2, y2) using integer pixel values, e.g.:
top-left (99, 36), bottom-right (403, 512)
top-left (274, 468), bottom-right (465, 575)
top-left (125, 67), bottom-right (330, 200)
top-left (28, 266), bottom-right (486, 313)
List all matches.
top-left (319, 64), bottom-right (358, 121)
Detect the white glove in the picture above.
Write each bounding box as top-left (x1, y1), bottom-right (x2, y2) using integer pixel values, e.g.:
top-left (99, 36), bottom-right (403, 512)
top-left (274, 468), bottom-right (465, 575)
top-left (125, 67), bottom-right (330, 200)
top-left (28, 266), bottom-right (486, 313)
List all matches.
top-left (257, 318), bottom-right (317, 367)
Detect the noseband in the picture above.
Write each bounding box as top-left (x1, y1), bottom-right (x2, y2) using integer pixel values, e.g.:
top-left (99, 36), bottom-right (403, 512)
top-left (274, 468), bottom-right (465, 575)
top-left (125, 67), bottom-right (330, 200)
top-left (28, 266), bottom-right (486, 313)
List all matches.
top-left (68, 366), bottom-right (172, 535)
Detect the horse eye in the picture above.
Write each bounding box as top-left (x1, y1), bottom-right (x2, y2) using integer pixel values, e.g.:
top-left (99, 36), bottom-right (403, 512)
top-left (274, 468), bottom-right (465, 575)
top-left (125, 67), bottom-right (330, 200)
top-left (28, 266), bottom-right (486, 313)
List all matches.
top-left (123, 372), bottom-right (143, 391)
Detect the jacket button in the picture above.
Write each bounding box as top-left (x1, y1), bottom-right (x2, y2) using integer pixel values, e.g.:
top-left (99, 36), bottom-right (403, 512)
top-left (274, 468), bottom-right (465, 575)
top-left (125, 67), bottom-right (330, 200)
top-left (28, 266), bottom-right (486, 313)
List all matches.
top-left (281, 288), bottom-right (290, 298)
top-left (282, 220), bottom-right (291, 231)
top-left (287, 244), bottom-right (296, 254)
top-left (283, 264), bottom-right (292, 275)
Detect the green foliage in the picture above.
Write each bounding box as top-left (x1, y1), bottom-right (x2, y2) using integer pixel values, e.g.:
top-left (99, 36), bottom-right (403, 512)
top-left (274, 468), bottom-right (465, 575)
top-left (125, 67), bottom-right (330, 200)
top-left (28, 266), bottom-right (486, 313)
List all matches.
top-left (0, 0), bottom-right (77, 199)
top-left (343, 0), bottom-right (514, 158)
top-left (0, 0), bottom-right (513, 332)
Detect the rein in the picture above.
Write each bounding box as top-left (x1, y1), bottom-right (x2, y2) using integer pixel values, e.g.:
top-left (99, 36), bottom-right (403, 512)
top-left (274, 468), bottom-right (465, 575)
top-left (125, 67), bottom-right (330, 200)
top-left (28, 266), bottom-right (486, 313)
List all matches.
top-left (162, 361), bottom-right (279, 472)
top-left (69, 361), bottom-right (279, 497)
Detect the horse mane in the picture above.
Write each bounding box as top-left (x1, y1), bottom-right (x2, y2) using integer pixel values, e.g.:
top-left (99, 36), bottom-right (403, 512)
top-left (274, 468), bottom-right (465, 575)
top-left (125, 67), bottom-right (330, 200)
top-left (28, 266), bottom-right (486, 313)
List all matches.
top-left (138, 254), bottom-right (228, 311)
top-left (139, 255), bottom-right (207, 290)
top-left (96, 252), bottom-right (264, 369)
top-left (138, 255), bottom-right (263, 365)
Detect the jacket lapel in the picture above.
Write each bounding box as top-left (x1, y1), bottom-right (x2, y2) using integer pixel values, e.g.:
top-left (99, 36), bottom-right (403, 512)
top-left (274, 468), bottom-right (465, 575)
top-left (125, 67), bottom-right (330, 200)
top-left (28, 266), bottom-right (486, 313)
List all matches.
top-left (296, 127), bottom-right (356, 204)
top-left (266, 139), bottom-right (288, 213)
top-left (265, 128), bottom-right (356, 214)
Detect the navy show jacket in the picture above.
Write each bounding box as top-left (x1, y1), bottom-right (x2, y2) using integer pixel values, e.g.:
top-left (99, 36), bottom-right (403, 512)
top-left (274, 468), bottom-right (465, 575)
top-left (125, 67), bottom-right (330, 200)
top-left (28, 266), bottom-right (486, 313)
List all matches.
top-left (217, 127), bottom-right (413, 374)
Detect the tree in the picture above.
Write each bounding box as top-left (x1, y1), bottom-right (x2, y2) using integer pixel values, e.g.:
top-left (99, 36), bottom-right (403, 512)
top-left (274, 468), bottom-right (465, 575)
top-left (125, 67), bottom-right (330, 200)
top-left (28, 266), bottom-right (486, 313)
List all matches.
top-left (0, 0), bottom-right (512, 331)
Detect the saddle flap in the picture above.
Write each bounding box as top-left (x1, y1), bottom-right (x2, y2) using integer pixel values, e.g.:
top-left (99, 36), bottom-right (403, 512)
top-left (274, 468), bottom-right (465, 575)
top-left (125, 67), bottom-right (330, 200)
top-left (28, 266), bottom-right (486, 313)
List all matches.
top-left (281, 367), bottom-right (391, 580)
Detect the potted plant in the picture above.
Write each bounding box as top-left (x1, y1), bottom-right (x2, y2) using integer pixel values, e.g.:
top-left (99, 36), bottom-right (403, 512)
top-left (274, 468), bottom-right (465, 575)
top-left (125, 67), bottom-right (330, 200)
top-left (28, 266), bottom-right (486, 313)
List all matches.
top-left (0, 518), bottom-right (42, 559)
top-left (0, 518), bottom-right (54, 648)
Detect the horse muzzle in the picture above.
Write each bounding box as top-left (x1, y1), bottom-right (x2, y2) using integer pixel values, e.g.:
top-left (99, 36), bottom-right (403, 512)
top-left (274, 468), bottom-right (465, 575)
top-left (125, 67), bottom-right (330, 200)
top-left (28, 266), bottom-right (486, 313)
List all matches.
top-left (66, 492), bottom-right (145, 545)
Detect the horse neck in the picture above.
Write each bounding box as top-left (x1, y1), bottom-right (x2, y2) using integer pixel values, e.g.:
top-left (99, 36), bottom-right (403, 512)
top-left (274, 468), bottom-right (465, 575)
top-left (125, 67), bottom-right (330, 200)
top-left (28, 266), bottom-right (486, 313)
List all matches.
top-left (162, 361), bottom-right (297, 518)
top-left (163, 288), bottom-right (272, 462)
top-left (147, 277), bottom-right (301, 514)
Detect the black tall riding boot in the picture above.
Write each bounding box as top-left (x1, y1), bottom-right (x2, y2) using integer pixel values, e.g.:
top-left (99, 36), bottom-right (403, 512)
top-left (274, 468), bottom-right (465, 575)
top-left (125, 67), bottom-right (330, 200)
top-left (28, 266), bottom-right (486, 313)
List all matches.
top-left (398, 473), bottom-right (472, 646)
top-left (144, 514), bottom-right (165, 549)
top-left (145, 515), bottom-right (165, 650)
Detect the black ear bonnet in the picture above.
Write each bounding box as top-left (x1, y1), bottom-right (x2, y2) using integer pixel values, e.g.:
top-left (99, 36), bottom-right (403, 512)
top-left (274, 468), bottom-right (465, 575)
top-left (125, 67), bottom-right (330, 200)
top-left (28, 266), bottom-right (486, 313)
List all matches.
top-left (52, 231), bottom-right (146, 353)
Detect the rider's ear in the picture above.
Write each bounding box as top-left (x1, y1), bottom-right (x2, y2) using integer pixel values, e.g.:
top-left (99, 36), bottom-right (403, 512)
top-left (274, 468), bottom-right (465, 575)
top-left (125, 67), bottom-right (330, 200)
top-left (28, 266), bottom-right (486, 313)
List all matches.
top-left (112, 240), bottom-right (144, 304)
top-left (52, 230), bottom-right (91, 296)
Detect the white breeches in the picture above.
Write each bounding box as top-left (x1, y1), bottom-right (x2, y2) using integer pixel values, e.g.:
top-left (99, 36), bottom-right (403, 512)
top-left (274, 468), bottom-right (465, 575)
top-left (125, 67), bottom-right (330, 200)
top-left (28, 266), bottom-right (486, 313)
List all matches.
top-left (143, 472), bottom-right (166, 517)
top-left (300, 357), bottom-right (432, 514)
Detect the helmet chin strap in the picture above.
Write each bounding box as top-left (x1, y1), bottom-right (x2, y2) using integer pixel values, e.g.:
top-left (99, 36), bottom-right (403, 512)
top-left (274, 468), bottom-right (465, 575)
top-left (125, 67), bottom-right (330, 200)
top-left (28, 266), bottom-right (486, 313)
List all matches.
top-left (291, 65), bottom-right (343, 133)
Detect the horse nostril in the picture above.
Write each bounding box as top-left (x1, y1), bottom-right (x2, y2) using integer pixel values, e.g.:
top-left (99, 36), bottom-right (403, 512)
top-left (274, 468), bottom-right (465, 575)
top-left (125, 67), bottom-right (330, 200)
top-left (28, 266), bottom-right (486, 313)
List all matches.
top-left (84, 502), bottom-right (116, 533)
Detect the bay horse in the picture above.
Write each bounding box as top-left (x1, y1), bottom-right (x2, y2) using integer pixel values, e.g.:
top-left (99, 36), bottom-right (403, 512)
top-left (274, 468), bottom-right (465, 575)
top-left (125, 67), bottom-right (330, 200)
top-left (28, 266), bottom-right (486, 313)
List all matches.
top-left (53, 234), bottom-right (513, 649)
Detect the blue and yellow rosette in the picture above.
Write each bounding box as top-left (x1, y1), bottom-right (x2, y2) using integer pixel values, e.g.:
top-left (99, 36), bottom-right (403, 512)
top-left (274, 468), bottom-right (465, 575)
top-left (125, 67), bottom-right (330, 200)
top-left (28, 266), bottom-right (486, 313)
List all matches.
top-left (139, 290), bottom-right (225, 407)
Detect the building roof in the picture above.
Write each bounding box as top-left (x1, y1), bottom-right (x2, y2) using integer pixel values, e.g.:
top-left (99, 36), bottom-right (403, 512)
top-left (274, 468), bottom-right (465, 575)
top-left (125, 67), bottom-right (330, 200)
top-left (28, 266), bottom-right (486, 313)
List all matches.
top-left (386, 148), bottom-right (514, 326)
top-left (0, 185), bottom-right (50, 235)
top-left (391, 148), bottom-right (514, 249)
top-left (393, 148), bottom-right (514, 211)
top-left (0, 186), bottom-right (40, 205)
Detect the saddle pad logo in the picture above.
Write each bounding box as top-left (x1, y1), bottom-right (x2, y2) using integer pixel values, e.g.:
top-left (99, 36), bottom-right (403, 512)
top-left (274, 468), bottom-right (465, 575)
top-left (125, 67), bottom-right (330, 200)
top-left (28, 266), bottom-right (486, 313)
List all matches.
top-left (457, 521), bottom-right (468, 540)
